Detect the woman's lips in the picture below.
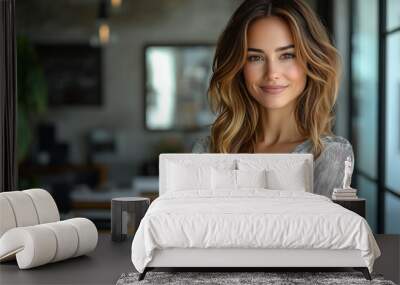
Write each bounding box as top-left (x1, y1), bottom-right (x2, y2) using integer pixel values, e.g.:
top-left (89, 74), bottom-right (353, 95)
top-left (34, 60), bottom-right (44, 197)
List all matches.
top-left (260, 85), bottom-right (288, 95)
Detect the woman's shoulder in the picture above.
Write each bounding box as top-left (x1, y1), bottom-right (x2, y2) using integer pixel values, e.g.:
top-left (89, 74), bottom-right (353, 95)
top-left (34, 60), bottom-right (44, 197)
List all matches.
top-left (294, 135), bottom-right (352, 153)
top-left (321, 135), bottom-right (352, 147)
top-left (318, 135), bottom-right (354, 162)
top-left (192, 135), bottom-right (211, 153)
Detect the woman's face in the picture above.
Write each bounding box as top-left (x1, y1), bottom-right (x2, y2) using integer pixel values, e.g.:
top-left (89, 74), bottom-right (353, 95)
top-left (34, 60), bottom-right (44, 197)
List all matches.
top-left (243, 16), bottom-right (307, 110)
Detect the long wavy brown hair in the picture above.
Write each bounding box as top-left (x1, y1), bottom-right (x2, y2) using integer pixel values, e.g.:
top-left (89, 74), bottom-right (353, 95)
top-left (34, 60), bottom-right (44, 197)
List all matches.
top-left (208, 0), bottom-right (341, 159)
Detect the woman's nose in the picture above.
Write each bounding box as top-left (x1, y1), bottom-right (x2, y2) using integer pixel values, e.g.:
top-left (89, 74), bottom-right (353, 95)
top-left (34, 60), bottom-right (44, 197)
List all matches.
top-left (264, 60), bottom-right (280, 80)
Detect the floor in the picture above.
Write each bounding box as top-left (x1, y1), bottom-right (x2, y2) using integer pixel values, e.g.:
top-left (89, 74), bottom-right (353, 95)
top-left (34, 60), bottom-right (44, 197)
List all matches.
top-left (0, 234), bottom-right (398, 285)
top-left (0, 234), bottom-right (133, 285)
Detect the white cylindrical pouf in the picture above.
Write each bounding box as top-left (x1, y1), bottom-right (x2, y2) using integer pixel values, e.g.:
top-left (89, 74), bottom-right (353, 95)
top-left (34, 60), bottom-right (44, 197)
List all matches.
top-left (0, 196), bottom-right (17, 237)
top-left (0, 226), bottom-right (57, 269)
top-left (42, 221), bottom-right (79, 262)
top-left (23, 189), bottom-right (60, 224)
top-left (1, 192), bottom-right (39, 227)
top-left (65, 218), bottom-right (98, 257)
top-left (18, 226), bottom-right (57, 269)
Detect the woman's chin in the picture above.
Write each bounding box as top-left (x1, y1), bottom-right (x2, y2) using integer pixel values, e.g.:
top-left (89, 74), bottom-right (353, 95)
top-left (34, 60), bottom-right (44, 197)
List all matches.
top-left (259, 99), bottom-right (290, 110)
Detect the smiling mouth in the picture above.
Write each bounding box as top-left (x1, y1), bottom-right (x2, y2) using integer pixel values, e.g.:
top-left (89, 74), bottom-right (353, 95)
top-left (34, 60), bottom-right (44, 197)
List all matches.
top-left (260, 85), bottom-right (288, 95)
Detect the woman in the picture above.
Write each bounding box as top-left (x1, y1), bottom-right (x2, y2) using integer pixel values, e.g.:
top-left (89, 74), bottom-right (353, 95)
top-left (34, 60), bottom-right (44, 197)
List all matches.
top-left (192, 0), bottom-right (354, 198)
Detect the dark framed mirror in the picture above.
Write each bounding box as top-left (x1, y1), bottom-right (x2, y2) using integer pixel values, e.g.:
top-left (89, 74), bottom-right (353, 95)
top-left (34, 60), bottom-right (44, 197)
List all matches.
top-left (143, 43), bottom-right (216, 131)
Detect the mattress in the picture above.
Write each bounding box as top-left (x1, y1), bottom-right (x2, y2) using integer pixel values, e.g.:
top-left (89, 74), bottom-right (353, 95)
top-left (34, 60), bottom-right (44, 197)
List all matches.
top-left (131, 189), bottom-right (381, 273)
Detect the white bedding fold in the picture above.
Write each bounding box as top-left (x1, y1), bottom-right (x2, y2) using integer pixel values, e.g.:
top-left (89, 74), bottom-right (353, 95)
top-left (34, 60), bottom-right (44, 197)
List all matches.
top-left (131, 189), bottom-right (380, 273)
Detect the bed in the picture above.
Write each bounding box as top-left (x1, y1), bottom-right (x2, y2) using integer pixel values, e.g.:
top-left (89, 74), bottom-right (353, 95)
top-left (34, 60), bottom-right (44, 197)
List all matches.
top-left (131, 153), bottom-right (381, 281)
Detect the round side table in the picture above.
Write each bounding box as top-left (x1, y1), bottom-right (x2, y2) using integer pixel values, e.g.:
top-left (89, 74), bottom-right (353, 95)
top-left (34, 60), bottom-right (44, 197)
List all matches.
top-left (111, 197), bottom-right (150, 242)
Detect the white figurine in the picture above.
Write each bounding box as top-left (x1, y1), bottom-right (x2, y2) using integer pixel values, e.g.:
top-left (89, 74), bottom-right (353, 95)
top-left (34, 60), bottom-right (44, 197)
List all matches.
top-left (342, 156), bottom-right (353, 189)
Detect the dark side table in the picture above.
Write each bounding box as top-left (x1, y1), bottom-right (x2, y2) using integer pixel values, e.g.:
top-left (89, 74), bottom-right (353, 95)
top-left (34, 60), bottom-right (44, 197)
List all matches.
top-left (332, 198), bottom-right (366, 218)
top-left (111, 197), bottom-right (150, 242)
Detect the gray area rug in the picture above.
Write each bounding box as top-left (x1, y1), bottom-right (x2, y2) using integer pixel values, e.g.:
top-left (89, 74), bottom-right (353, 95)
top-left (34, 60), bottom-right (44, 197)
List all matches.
top-left (116, 271), bottom-right (396, 285)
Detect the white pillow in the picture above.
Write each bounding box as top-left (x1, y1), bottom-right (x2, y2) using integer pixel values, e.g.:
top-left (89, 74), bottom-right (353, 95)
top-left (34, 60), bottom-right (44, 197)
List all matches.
top-left (237, 159), bottom-right (309, 192)
top-left (211, 168), bottom-right (236, 190)
top-left (211, 168), bottom-right (268, 190)
top-left (236, 169), bottom-right (267, 188)
top-left (266, 164), bottom-right (307, 191)
top-left (167, 162), bottom-right (211, 191)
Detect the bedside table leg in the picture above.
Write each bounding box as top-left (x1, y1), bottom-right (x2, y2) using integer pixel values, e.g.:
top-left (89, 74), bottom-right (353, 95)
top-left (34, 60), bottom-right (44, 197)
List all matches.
top-left (138, 268), bottom-right (148, 281)
top-left (354, 267), bottom-right (371, 280)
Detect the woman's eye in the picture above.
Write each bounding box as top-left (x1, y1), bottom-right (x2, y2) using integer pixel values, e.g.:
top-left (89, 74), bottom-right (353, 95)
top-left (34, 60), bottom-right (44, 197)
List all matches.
top-left (247, 55), bottom-right (264, 62)
top-left (280, 53), bottom-right (296, 60)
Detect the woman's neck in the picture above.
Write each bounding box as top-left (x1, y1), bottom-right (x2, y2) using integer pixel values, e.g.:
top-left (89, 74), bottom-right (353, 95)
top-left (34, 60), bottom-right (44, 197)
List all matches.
top-left (259, 104), bottom-right (304, 146)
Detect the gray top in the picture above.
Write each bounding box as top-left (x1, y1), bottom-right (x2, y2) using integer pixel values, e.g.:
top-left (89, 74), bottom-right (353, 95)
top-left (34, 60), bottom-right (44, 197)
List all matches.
top-left (192, 135), bottom-right (355, 198)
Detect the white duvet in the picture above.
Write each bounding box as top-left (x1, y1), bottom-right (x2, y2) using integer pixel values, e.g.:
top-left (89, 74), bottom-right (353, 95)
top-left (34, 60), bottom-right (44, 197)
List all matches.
top-left (131, 189), bottom-right (381, 273)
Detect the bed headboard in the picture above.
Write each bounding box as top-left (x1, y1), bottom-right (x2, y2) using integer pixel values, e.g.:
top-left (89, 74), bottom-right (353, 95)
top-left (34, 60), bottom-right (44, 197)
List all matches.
top-left (159, 153), bottom-right (314, 196)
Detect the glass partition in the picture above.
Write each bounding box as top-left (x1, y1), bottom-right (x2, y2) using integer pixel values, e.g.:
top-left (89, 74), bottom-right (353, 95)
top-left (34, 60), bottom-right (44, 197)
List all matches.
top-left (351, 0), bottom-right (379, 231)
top-left (352, 0), bottom-right (379, 179)
top-left (387, 0), bottom-right (400, 31)
top-left (384, 12), bottom-right (400, 234)
top-left (385, 32), bottom-right (400, 196)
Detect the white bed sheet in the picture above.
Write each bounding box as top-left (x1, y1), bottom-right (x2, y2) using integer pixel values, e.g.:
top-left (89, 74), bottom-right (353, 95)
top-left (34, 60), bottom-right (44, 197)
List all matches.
top-left (131, 189), bottom-right (380, 273)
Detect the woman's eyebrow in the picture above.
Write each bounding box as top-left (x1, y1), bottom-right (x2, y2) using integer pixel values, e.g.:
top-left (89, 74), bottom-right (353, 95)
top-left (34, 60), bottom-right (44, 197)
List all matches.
top-left (247, 48), bottom-right (264, 53)
top-left (275, 44), bottom-right (295, 51)
top-left (247, 44), bottom-right (295, 53)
